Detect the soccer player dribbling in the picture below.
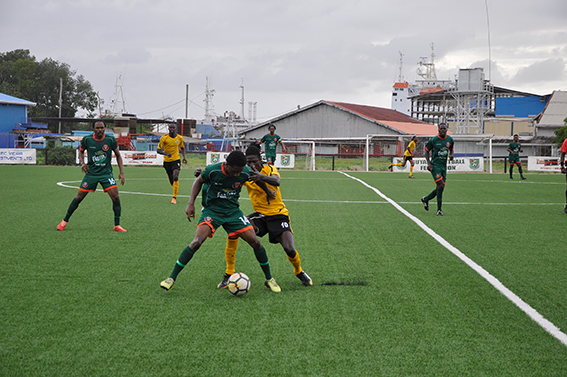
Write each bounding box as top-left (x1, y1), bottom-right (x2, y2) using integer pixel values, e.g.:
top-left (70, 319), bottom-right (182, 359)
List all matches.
top-left (420, 123), bottom-right (454, 216)
top-left (56, 120), bottom-right (127, 232)
top-left (216, 143), bottom-right (313, 290)
top-left (160, 150), bottom-right (281, 292)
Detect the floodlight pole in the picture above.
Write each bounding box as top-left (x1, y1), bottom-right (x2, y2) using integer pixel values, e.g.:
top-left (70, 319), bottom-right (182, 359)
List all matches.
top-left (365, 135), bottom-right (370, 172)
top-left (489, 137), bottom-right (493, 174)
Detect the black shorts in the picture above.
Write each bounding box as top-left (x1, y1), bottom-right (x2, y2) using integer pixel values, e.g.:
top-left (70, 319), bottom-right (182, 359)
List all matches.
top-left (164, 160), bottom-right (181, 177)
top-left (403, 155), bottom-right (413, 164)
top-left (248, 212), bottom-right (292, 244)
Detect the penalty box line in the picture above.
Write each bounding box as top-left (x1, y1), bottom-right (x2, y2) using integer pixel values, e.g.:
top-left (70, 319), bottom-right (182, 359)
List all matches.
top-left (339, 171), bottom-right (567, 348)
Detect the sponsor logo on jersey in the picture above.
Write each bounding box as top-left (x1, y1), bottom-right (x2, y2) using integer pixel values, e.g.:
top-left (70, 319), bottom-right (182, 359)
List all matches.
top-left (232, 182), bottom-right (242, 189)
top-left (102, 144), bottom-right (109, 151)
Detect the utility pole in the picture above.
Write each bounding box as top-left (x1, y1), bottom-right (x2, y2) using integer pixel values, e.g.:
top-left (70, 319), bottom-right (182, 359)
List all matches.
top-left (58, 77), bottom-right (63, 133)
top-left (185, 84), bottom-right (189, 119)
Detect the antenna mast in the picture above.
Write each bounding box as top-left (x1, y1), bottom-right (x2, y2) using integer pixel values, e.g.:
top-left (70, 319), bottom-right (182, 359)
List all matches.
top-left (204, 76), bottom-right (216, 121)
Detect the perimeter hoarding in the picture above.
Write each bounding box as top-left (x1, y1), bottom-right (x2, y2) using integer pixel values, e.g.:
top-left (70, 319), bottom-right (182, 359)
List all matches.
top-left (391, 157), bottom-right (484, 173)
top-left (206, 152), bottom-right (295, 168)
top-left (0, 149), bottom-right (36, 164)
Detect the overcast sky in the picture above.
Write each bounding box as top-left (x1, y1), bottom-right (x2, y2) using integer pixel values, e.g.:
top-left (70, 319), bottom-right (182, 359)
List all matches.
top-left (2, 0), bottom-right (566, 123)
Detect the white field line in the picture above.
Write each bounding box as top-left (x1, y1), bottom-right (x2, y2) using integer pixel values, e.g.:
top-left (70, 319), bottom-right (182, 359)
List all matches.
top-left (339, 171), bottom-right (567, 348)
top-left (57, 181), bottom-right (564, 205)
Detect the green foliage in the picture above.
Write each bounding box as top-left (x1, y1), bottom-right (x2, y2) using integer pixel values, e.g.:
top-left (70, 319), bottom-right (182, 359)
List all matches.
top-left (0, 49), bottom-right (97, 128)
top-left (552, 125), bottom-right (567, 146)
top-left (45, 147), bottom-right (76, 166)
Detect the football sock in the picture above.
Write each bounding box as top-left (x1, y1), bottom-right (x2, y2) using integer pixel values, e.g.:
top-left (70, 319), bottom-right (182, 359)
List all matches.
top-left (170, 246), bottom-right (195, 280)
top-left (509, 165), bottom-right (514, 178)
top-left (173, 181), bottom-right (179, 198)
top-left (518, 166), bottom-right (524, 177)
top-left (253, 246), bottom-right (272, 280)
top-left (436, 188), bottom-right (444, 211)
top-left (287, 251), bottom-right (302, 275)
top-left (112, 200), bottom-right (121, 226)
top-left (392, 163), bottom-right (402, 166)
top-left (225, 238), bottom-right (238, 275)
top-left (63, 198), bottom-right (80, 222)
top-left (410, 166), bottom-right (414, 175)
top-left (424, 189), bottom-right (437, 202)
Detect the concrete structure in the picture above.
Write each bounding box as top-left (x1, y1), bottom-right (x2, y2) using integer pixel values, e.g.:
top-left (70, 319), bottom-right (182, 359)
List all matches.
top-left (534, 91), bottom-right (567, 137)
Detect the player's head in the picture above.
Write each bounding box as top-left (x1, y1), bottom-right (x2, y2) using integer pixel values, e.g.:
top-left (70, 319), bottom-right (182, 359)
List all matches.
top-left (268, 124), bottom-right (276, 134)
top-left (168, 124), bottom-right (177, 134)
top-left (411, 134), bottom-right (418, 142)
top-left (225, 150), bottom-right (247, 176)
top-left (246, 143), bottom-right (263, 170)
top-left (92, 120), bottom-right (106, 129)
top-left (92, 120), bottom-right (106, 138)
top-left (438, 123), bottom-right (447, 138)
top-left (513, 134), bottom-right (519, 141)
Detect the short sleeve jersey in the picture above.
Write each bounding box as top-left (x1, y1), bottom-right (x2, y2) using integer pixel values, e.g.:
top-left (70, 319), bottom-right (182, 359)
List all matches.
top-left (260, 133), bottom-right (282, 154)
top-left (404, 140), bottom-right (416, 157)
top-left (508, 141), bottom-right (521, 158)
top-left (200, 162), bottom-right (252, 211)
top-left (425, 135), bottom-right (454, 168)
top-left (245, 164), bottom-right (289, 217)
top-left (561, 138), bottom-right (567, 154)
top-left (80, 133), bottom-right (117, 176)
top-left (158, 134), bottom-right (185, 162)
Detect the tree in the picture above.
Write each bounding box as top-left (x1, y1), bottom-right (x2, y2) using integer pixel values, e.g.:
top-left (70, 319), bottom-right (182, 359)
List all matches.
top-left (553, 125), bottom-right (567, 147)
top-left (0, 49), bottom-right (98, 131)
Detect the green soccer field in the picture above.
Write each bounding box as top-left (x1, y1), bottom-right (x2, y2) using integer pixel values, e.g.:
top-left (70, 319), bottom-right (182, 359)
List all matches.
top-left (1, 165), bottom-right (567, 376)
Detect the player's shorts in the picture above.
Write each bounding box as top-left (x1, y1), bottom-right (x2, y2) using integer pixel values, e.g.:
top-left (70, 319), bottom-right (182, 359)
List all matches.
top-left (402, 155), bottom-right (413, 164)
top-left (247, 212), bottom-right (293, 244)
top-left (430, 165), bottom-right (447, 184)
top-left (197, 207), bottom-right (253, 239)
top-left (265, 153), bottom-right (276, 164)
top-left (508, 155), bottom-right (520, 164)
top-left (79, 173), bottom-right (117, 192)
top-left (164, 160), bottom-right (181, 176)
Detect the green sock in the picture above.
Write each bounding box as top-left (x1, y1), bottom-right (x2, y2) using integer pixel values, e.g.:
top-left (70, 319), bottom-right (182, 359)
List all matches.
top-left (436, 188), bottom-right (443, 211)
top-left (253, 246), bottom-right (272, 280)
top-left (518, 166), bottom-right (524, 177)
top-left (424, 189), bottom-right (437, 202)
top-left (170, 246), bottom-right (195, 280)
top-left (63, 198), bottom-right (80, 222)
top-left (112, 200), bottom-right (121, 226)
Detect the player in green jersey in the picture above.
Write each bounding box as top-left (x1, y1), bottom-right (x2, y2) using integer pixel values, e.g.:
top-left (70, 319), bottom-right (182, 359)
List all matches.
top-left (160, 150), bottom-right (281, 292)
top-left (420, 123), bottom-right (454, 216)
top-left (57, 120), bottom-right (126, 232)
top-left (260, 124), bottom-right (286, 165)
top-left (507, 134), bottom-right (526, 180)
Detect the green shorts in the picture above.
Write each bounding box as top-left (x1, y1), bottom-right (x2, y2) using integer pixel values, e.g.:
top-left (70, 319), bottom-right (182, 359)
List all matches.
top-left (197, 207), bottom-right (253, 238)
top-left (430, 166), bottom-right (447, 184)
top-left (509, 155), bottom-right (520, 164)
top-left (265, 153), bottom-right (276, 164)
top-left (79, 173), bottom-right (117, 192)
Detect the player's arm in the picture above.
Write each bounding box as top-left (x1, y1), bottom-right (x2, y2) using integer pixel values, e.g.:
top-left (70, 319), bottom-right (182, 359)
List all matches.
top-left (561, 150), bottom-right (566, 174)
top-left (113, 147), bottom-right (125, 185)
top-left (424, 147), bottom-right (432, 171)
top-left (186, 175), bottom-right (204, 221)
top-left (449, 148), bottom-right (454, 162)
top-left (79, 148), bottom-right (89, 173)
top-left (156, 138), bottom-right (171, 157)
top-left (180, 145), bottom-right (187, 164)
top-left (249, 170), bottom-right (280, 187)
top-left (279, 138), bottom-right (287, 153)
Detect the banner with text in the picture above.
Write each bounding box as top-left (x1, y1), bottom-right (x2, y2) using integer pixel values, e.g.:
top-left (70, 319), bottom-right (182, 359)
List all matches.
top-left (527, 156), bottom-right (564, 172)
top-left (206, 152), bottom-right (295, 168)
top-left (391, 157), bottom-right (484, 173)
top-left (0, 149), bottom-right (36, 164)
top-left (76, 150), bottom-right (164, 166)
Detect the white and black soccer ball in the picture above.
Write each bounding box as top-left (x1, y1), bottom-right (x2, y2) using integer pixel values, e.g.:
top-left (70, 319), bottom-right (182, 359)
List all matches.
top-left (227, 272), bottom-right (251, 296)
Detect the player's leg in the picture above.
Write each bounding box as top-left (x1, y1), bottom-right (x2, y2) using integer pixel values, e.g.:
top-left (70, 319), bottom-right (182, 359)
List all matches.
top-left (164, 162), bottom-right (174, 185)
top-left (218, 237), bottom-right (239, 289)
top-left (57, 189), bottom-right (89, 230)
top-left (239, 228), bottom-right (281, 292)
top-left (564, 173), bottom-right (567, 213)
top-left (171, 161), bottom-right (181, 203)
top-left (160, 223), bottom-right (212, 290)
top-left (409, 158), bottom-right (415, 178)
top-left (517, 162), bottom-right (526, 180)
top-left (509, 161), bottom-right (514, 179)
top-left (278, 231), bottom-right (313, 286)
top-left (421, 170), bottom-right (439, 210)
top-left (434, 178), bottom-right (445, 215)
top-left (105, 184), bottom-right (126, 232)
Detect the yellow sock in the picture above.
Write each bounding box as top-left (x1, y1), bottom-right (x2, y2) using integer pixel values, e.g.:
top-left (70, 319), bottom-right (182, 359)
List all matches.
top-left (392, 163), bottom-right (402, 166)
top-left (287, 251), bottom-right (302, 275)
top-left (173, 181), bottom-right (179, 198)
top-left (410, 166), bottom-right (414, 175)
top-left (225, 238), bottom-right (238, 275)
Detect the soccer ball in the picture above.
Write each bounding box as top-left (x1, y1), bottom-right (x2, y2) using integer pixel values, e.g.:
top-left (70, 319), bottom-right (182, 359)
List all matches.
top-left (227, 272), bottom-right (251, 296)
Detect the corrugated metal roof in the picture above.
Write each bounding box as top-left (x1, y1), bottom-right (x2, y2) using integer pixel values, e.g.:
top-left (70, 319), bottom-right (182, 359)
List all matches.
top-left (537, 91), bottom-right (567, 126)
top-left (0, 92), bottom-right (36, 106)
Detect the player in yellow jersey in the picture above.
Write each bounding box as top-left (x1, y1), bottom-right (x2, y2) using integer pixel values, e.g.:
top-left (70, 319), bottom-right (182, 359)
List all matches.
top-left (157, 124), bottom-right (187, 204)
top-left (196, 144), bottom-right (313, 288)
top-left (388, 135), bottom-right (418, 178)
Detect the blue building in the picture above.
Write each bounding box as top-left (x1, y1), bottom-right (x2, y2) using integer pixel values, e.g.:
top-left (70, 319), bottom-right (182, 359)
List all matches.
top-left (0, 92), bottom-right (37, 148)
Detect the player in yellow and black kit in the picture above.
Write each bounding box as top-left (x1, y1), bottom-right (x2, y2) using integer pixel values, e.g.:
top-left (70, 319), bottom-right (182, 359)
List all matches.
top-left (389, 135), bottom-right (418, 178)
top-left (215, 143), bottom-right (313, 288)
top-left (157, 124), bottom-right (187, 204)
